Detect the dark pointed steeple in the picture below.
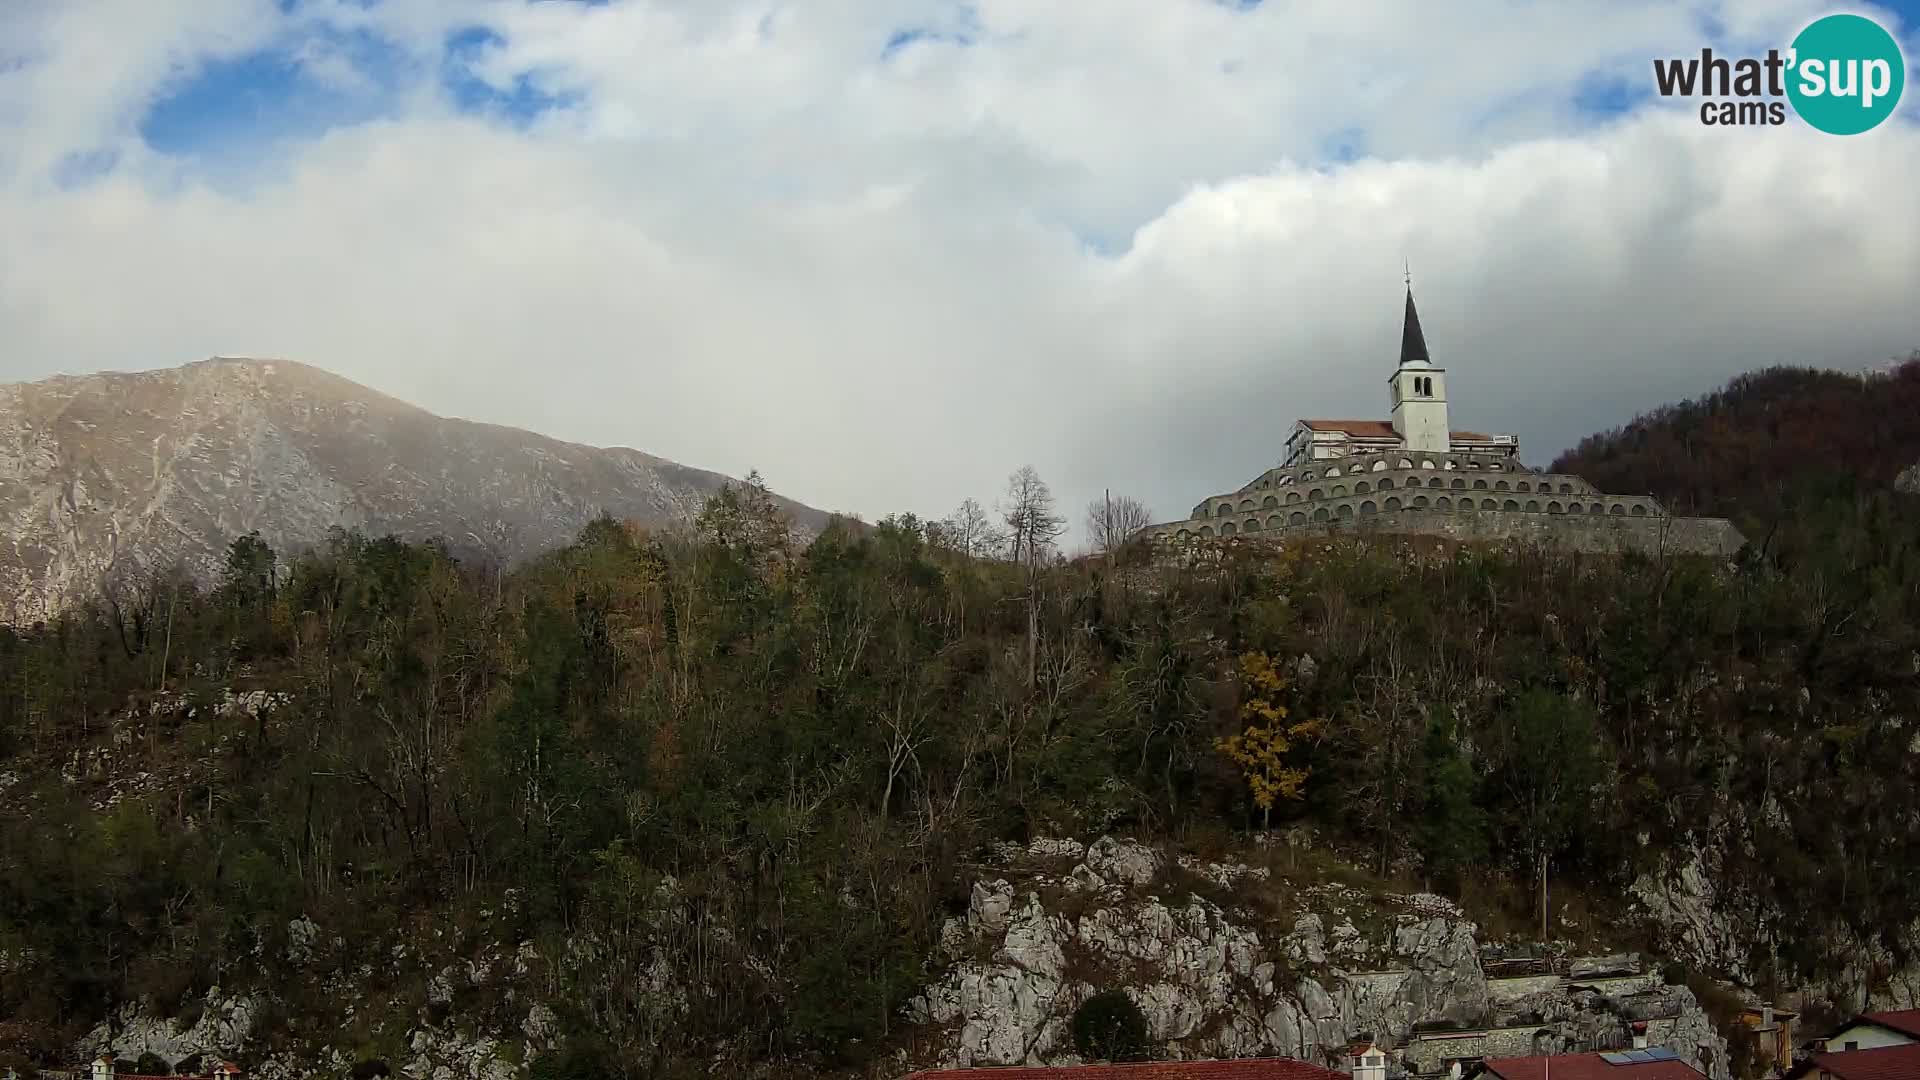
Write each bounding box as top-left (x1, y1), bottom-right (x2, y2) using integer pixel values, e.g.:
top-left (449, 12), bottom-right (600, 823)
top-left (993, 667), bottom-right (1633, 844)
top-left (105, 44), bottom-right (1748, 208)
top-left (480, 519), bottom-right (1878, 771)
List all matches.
top-left (1399, 287), bottom-right (1431, 368)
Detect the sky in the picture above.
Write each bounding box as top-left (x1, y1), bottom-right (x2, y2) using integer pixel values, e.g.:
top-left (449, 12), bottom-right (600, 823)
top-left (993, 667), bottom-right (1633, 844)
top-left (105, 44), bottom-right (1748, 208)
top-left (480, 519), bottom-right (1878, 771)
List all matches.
top-left (3, 0), bottom-right (1919, 540)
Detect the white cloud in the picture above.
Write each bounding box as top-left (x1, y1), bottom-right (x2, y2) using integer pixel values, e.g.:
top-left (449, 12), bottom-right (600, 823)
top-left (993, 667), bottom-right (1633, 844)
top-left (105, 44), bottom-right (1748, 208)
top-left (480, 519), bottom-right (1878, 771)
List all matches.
top-left (1, 0), bottom-right (1917, 543)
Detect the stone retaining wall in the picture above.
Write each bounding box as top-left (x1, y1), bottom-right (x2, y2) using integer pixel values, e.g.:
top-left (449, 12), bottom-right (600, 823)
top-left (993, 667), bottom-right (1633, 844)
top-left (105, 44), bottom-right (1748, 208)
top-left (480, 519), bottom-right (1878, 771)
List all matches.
top-left (1148, 508), bottom-right (1745, 558)
top-left (1487, 973), bottom-right (1565, 1004)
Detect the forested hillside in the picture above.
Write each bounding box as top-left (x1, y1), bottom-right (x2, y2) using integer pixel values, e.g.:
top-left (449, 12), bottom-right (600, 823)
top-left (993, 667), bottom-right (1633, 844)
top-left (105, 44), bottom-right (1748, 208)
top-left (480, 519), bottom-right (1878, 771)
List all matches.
top-left (2, 362), bottom-right (1920, 1079)
top-left (1554, 355), bottom-right (1920, 559)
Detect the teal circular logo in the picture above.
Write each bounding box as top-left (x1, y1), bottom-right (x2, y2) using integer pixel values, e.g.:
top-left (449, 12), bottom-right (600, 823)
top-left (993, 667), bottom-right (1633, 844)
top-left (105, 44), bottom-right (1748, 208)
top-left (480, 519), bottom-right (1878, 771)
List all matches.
top-left (1786, 13), bottom-right (1906, 135)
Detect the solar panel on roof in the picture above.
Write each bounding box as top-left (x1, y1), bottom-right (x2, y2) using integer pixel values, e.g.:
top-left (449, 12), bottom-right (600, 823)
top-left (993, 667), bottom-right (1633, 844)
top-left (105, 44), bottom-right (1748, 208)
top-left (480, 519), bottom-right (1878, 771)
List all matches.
top-left (1643, 1048), bottom-right (1679, 1061)
top-left (1600, 1053), bottom-right (1632, 1064)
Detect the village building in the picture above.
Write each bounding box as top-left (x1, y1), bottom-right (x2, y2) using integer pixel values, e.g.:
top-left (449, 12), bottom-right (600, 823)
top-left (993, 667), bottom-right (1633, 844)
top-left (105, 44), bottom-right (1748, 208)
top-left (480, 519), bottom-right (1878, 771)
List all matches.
top-left (1140, 289), bottom-right (1744, 557)
top-left (1808, 1009), bottom-right (1920, 1054)
top-left (1786, 1042), bottom-right (1920, 1080)
top-left (1734, 1005), bottom-right (1798, 1074)
top-left (1783, 1008), bottom-right (1920, 1079)
top-left (3, 1057), bottom-right (246, 1080)
top-left (901, 1054), bottom-right (1346, 1080)
top-left (1466, 1049), bottom-right (1705, 1080)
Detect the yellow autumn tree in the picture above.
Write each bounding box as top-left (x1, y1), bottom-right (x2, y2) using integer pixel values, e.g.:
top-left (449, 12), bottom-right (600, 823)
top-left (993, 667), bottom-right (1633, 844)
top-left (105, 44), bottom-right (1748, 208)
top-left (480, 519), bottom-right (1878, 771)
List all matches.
top-left (1214, 652), bottom-right (1326, 829)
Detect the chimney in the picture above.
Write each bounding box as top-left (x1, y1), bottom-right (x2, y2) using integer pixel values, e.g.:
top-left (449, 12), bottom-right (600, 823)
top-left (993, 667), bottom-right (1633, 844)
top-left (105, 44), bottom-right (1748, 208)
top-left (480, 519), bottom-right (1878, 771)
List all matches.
top-left (92, 1056), bottom-right (115, 1080)
top-left (213, 1064), bottom-right (243, 1080)
top-left (1631, 1021), bottom-right (1649, 1051)
top-left (1352, 1043), bottom-right (1388, 1080)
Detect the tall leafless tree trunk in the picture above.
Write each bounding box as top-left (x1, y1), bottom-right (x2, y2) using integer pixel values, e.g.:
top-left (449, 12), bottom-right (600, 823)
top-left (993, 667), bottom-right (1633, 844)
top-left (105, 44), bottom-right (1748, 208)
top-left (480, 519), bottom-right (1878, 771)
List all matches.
top-left (1001, 467), bottom-right (1065, 688)
top-left (1084, 492), bottom-right (1154, 553)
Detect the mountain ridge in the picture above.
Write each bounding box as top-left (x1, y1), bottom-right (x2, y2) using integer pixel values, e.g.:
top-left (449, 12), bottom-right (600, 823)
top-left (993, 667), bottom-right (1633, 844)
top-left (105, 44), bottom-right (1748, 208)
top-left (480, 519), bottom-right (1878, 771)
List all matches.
top-left (0, 356), bottom-right (835, 624)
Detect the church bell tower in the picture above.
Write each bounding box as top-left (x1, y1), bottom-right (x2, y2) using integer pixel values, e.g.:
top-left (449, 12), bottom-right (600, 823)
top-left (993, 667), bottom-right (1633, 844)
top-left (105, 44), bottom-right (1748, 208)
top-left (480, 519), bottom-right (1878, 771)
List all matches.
top-left (1388, 287), bottom-right (1449, 454)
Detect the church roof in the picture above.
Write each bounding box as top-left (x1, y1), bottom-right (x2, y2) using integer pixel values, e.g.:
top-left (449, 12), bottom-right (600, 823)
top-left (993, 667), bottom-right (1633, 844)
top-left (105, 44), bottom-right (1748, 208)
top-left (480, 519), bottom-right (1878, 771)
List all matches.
top-left (1302, 419), bottom-right (1399, 437)
top-left (1298, 419), bottom-right (1495, 442)
top-left (1400, 288), bottom-right (1434, 369)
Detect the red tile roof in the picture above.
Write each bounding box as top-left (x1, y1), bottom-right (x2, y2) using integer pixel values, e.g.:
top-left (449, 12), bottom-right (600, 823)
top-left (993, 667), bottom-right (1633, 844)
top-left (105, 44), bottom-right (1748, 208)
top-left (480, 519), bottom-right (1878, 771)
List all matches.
top-left (903, 1058), bottom-right (1344, 1080)
top-left (1297, 419), bottom-right (1495, 442)
top-left (1301, 419), bottom-right (1398, 437)
top-left (1862, 1009), bottom-right (1920, 1038)
top-left (1480, 1053), bottom-right (1705, 1080)
top-left (1810, 1043), bottom-right (1920, 1079)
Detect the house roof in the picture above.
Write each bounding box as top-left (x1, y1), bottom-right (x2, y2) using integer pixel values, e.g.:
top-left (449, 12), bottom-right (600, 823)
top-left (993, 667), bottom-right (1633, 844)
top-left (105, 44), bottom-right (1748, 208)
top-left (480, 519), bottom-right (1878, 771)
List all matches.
top-left (1296, 419), bottom-right (1495, 442)
top-left (902, 1058), bottom-right (1345, 1080)
top-left (1861, 1009), bottom-right (1920, 1038)
top-left (1807, 1043), bottom-right (1920, 1079)
top-left (1478, 1052), bottom-right (1704, 1080)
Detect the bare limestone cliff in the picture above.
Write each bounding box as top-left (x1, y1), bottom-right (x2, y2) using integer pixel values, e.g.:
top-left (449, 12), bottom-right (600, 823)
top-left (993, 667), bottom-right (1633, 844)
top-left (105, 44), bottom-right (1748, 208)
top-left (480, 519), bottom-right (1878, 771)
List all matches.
top-left (0, 357), bottom-right (832, 623)
top-left (905, 837), bottom-right (1729, 1079)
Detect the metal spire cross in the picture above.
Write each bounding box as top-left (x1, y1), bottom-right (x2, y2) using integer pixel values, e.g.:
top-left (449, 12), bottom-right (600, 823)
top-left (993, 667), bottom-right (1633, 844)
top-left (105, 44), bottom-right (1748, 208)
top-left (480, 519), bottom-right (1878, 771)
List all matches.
top-left (1404, 259), bottom-right (1412, 290)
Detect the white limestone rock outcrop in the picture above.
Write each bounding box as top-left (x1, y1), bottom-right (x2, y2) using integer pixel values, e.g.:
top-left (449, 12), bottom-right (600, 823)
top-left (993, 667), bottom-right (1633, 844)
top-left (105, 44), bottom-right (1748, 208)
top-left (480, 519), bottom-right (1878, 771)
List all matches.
top-left (910, 836), bottom-right (1726, 1078)
top-left (1630, 848), bottom-right (1756, 985)
top-left (81, 990), bottom-right (262, 1066)
top-left (1632, 842), bottom-right (1920, 1015)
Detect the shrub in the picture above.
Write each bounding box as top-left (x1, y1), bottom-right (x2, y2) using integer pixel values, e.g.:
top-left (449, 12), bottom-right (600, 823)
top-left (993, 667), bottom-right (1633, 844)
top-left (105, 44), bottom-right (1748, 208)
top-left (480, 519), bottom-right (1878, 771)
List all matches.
top-left (134, 1053), bottom-right (171, 1076)
top-left (528, 1044), bottom-right (617, 1080)
top-left (1071, 989), bottom-right (1151, 1063)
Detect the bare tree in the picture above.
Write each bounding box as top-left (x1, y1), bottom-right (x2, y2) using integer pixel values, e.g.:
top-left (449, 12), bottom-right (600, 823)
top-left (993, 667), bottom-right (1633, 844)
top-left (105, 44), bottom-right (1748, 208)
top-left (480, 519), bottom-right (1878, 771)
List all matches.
top-left (1084, 491), bottom-right (1155, 553)
top-left (1000, 466), bottom-right (1066, 571)
top-left (935, 497), bottom-right (1006, 559)
top-left (1000, 466), bottom-right (1066, 688)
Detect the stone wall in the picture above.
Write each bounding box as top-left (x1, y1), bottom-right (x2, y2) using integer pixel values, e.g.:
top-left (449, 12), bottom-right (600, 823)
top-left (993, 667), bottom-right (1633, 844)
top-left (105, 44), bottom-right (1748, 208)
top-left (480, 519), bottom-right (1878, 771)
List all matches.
top-left (1487, 974), bottom-right (1565, 1004)
top-left (1402, 1026), bottom-right (1553, 1073)
top-left (1570, 974), bottom-right (1664, 997)
top-left (1144, 446), bottom-right (1745, 559)
top-left (1149, 508), bottom-right (1745, 558)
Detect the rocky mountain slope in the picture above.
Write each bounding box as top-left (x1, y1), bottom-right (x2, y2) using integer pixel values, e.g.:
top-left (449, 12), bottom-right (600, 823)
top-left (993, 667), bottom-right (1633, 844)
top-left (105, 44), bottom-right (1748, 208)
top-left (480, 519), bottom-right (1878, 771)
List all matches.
top-left (0, 357), bottom-right (832, 623)
top-left (53, 827), bottom-right (1733, 1080)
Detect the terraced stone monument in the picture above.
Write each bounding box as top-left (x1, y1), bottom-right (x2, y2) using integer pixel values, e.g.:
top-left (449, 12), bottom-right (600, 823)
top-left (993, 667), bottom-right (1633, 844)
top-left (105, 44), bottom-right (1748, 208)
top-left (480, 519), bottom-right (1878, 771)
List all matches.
top-left (1143, 290), bottom-right (1744, 558)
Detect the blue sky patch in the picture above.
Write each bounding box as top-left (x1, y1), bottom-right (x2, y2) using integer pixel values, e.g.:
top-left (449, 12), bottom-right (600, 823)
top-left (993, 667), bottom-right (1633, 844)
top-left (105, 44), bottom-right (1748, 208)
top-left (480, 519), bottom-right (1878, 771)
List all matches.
top-left (1572, 71), bottom-right (1643, 117)
top-left (882, 27), bottom-right (976, 59)
top-left (1321, 127), bottom-right (1367, 164)
top-left (138, 26), bottom-right (408, 156)
top-left (881, 5), bottom-right (983, 60)
top-left (442, 26), bottom-right (580, 125)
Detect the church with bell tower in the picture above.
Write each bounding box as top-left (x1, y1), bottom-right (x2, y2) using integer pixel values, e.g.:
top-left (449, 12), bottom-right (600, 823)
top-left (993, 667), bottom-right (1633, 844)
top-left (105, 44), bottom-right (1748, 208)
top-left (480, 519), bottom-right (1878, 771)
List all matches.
top-left (1389, 289), bottom-right (1449, 454)
top-left (1137, 286), bottom-right (1746, 558)
top-left (1279, 287), bottom-right (1518, 468)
